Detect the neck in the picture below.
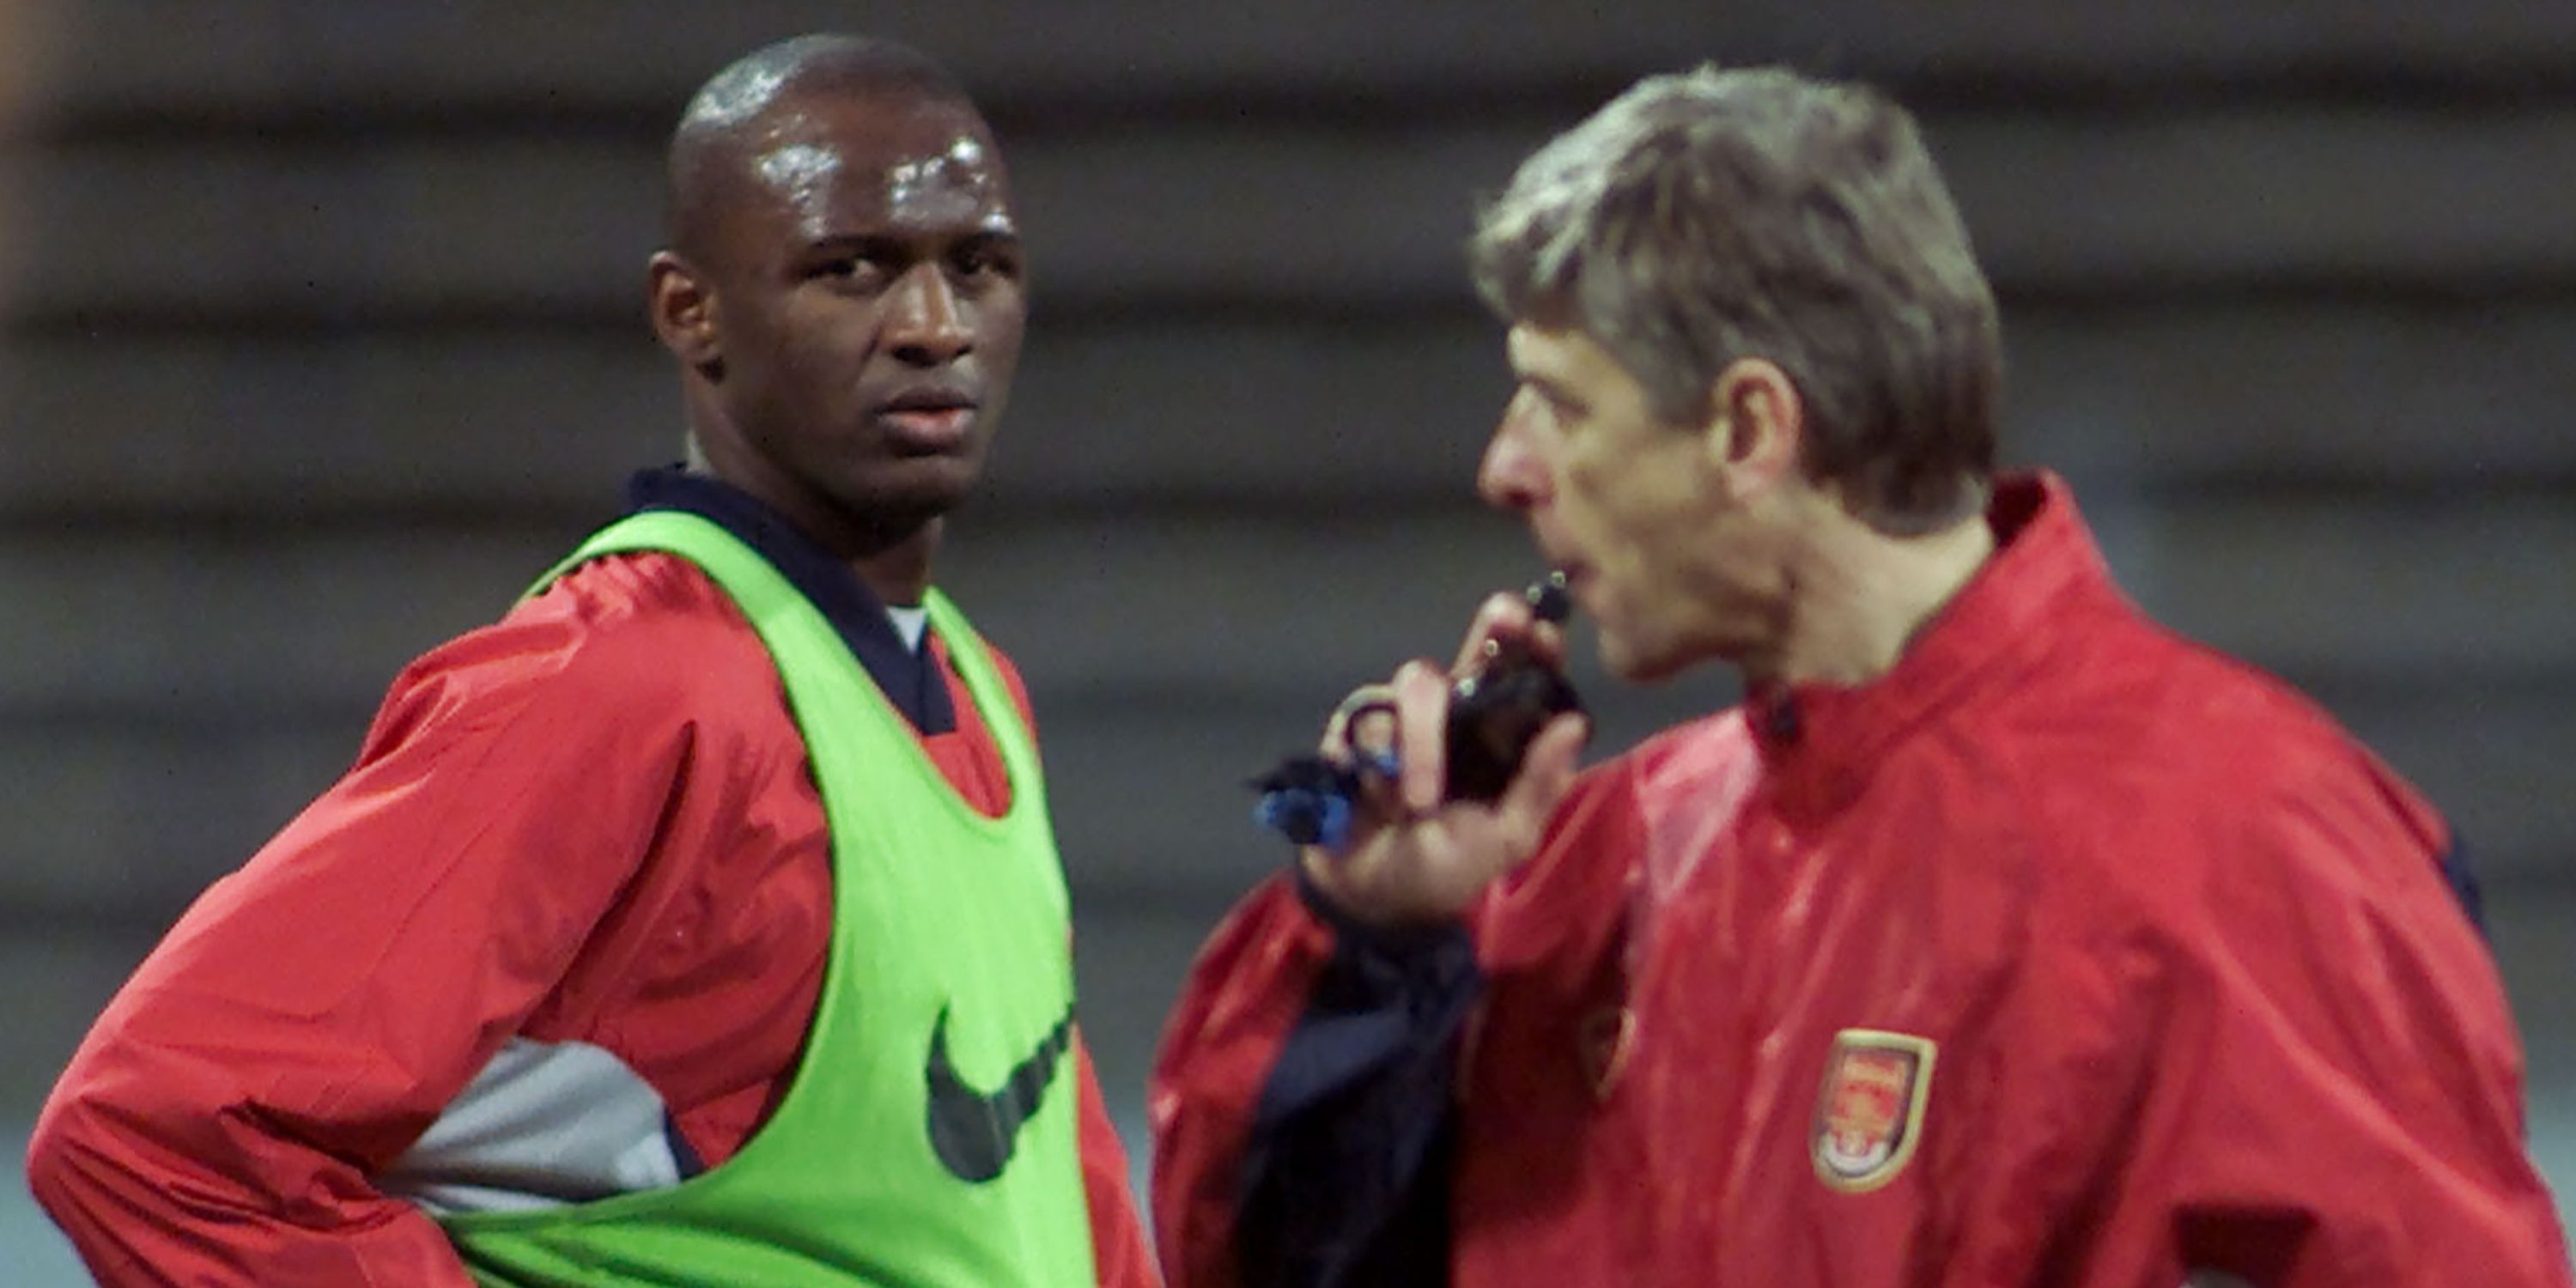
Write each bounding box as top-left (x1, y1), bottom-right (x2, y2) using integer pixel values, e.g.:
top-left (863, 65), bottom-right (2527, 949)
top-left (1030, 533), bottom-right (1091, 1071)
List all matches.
top-left (848, 533), bottom-right (939, 608)
top-left (683, 430), bottom-right (942, 607)
top-left (1761, 499), bottom-right (1996, 689)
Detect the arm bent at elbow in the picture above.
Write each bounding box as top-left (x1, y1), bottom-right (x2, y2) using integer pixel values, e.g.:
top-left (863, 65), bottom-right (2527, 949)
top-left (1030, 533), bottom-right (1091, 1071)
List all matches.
top-left (28, 1024), bottom-right (476, 1286)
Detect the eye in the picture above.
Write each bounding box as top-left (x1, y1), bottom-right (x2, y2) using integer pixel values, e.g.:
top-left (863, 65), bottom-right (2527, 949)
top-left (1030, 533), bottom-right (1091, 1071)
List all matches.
top-left (1530, 383), bottom-right (1588, 430)
top-left (951, 238), bottom-right (1023, 283)
top-left (807, 246), bottom-right (896, 289)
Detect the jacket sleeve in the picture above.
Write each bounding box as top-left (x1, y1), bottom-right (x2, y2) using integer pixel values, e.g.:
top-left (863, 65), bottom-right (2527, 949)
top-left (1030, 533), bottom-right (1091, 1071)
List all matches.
top-left (2144, 775), bottom-right (2570, 1286)
top-left (23, 600), bottom-right (701, 1286)
top-left (1149, 876), bottom-right (1340, 1288)
top-left (1955, 757), bottom-right (2573, 1287)
top-left (977, 642), bottom-right (1163, 1288)
top-left (1072, 1034), bottom-right (1164, 1288)
top-left (1148, 868), bottom-right (1487, 1288)
top-left (1237, 871), bottom-right (1479, 1288)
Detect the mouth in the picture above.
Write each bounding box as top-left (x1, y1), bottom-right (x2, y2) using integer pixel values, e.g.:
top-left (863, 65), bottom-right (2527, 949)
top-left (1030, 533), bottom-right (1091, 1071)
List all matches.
top-left (878, 386), bottom-right (981, 452)
top-left (1533, 535), bottom-right (1583, 589)
top-left (1542, 551), bottom-right (1593, 611)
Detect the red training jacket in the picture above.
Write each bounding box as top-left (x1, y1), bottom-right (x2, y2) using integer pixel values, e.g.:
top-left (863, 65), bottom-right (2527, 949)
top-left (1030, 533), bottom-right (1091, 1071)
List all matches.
top-left (1152, 472), bottom-right (2568, 1287)
top-left (31, 550), bottom-right (1158, 1287)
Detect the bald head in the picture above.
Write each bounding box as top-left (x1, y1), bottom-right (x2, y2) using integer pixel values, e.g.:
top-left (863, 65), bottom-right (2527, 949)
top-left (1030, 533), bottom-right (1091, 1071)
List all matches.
top-left (665, 33), bottom-right (981, 263)
top-left (642, 33), bottom-right (1024, 580)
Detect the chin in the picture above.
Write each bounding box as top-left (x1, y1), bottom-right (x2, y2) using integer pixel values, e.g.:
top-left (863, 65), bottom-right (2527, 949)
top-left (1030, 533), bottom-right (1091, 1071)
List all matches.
top-left (852, 465), bottom-right (981, 520)
top-left (1609, 653), bottom-right (1692, 685)
top-left (1597, 632), bottom-right (1675, 684)
top-left (893, 481), bottom-right (977, 516)
top-left (1598, 622), bottom-right (1728, 686)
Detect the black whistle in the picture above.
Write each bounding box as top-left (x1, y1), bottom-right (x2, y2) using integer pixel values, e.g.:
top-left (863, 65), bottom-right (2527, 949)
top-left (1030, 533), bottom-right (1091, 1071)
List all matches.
top-left (1441, 574), bottom-right (1585, 803)
top-left (1250, 575), bottom-right (1588, 846)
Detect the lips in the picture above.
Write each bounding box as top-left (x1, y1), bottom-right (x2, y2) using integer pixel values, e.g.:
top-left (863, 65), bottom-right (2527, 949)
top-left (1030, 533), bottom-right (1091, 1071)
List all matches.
top-left (1531, 534), bottom-right (1582, 587)
top-left (1538, 542), bottom-right (1590, 605)
top-left (878, 386), bottom-right (980, 452)
top-left (1553, 562), bottom-right (1592, 605)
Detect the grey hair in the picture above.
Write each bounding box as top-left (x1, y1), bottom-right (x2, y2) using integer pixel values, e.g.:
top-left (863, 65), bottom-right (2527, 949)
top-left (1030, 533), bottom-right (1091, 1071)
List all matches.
top-left (1468, 65), bottom-right (2000, 534)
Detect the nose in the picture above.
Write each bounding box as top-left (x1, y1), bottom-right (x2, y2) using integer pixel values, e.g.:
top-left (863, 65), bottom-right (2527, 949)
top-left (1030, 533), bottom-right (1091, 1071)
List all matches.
top-left (884, 264), bottom-right (974, 366)
top-left (1477, 394), bottom-right (1548, 513)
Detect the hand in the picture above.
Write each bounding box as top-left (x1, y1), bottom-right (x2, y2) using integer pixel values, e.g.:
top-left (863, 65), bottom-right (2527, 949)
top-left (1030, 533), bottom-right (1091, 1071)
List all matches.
top-left (1299, 592), bottom-right (1589, 927)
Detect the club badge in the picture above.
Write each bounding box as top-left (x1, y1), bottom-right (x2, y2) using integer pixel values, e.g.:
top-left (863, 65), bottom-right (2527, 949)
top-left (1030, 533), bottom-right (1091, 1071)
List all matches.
top-left (1812, 1029), bottom-right (1935, 1193)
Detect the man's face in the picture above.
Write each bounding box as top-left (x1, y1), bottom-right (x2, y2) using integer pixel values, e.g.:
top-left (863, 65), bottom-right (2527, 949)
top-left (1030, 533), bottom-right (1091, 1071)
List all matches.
top-left (1479, 322), bottom-right (1787, 682)
top-left (696, 90), bottom-right (1025, 538)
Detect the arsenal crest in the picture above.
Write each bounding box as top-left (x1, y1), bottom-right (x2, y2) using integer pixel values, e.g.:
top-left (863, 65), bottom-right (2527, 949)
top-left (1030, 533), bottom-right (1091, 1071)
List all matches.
top-left (1812, 1029), bottom-right (1935, 1193)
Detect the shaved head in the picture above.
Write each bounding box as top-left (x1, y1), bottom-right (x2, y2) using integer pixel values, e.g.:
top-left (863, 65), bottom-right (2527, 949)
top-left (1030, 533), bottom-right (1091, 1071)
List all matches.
top-left (643, 32), bottom-right (1024, 591)
top-left (665, 33), bottom-right (979, 263)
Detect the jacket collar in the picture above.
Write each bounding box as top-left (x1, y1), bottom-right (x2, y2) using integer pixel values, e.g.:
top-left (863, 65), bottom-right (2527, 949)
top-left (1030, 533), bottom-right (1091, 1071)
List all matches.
top-left (625, 465), bottom-right (956, 734)
top-left (1741, 470), bottom-right (2126, 816)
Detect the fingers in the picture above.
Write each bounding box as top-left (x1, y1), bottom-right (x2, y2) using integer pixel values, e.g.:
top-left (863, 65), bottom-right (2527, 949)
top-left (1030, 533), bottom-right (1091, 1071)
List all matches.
top-left (1454, 592), bottom-right (1532, 673)
top-left (1302, 708), bottom-right (1587, 930)
top-left (1321, 683), bottom-right (1400, 764)
top-left (1388, 660), bottom-right (1450, 814)
top-left (1315, 662), bottom-right (1451, 829)
top-left (1455, 591), bottom-right (1570, 677)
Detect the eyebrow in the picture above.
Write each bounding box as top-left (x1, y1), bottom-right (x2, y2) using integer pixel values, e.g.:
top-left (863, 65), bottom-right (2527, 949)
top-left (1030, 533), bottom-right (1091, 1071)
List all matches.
top-left (1504, 336), bottom-right (1561, 387)
top-left (1519, 368), bottom-right (1586, 409)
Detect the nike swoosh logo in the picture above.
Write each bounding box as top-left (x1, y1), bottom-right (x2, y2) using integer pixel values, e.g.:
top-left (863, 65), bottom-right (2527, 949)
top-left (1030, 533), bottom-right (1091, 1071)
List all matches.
top-left (923, 1001), bottom-right (1075, 1183)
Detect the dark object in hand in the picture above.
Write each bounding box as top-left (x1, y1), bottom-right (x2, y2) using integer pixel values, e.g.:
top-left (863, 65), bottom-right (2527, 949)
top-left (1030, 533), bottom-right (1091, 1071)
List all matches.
top-left (1442, 571), bottom-right (1583, 802)
top-left (1443, 644), bottom-right (1583, 803)
top-left (1250, 575), bottom-right (1587, 845)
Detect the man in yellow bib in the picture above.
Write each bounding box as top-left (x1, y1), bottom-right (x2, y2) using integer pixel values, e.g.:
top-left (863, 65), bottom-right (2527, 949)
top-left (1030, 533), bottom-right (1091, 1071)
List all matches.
top-left (30, 33), bottom-right (1158, 1287)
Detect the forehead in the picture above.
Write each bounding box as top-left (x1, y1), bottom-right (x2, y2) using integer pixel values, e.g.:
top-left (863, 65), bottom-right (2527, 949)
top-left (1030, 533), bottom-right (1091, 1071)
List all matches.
top-left (731, 92), bottom-right (1012, 239)
top-left (1508, 322), bottom-right (1631, 391)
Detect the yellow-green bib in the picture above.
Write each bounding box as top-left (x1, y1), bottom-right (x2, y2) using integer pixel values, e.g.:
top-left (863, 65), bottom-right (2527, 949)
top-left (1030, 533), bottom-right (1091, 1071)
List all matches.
top-left (440, 511), bottom-right (1097, 1287)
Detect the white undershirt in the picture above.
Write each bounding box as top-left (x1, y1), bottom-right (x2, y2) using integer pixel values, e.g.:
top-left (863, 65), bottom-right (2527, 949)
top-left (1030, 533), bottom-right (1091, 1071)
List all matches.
top-left (884, 605), bottom-right (929, 653)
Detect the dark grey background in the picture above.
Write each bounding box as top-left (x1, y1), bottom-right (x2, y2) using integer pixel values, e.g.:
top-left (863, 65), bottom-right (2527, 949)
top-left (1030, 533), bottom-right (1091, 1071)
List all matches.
top-left (3, 3), bottom-right (2572, 1278)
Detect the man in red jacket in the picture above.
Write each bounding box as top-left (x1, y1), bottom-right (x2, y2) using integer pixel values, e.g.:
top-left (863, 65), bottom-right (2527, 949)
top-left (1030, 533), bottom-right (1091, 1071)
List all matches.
top-left (1150, 64), bottom-right (2568, 1287)
top-left (28, 33), bottom-right (1157, 1286)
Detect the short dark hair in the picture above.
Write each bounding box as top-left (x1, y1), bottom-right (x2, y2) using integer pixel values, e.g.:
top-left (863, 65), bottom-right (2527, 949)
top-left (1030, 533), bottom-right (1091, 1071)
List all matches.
top-left (663, 33), bottom-right (980, 258)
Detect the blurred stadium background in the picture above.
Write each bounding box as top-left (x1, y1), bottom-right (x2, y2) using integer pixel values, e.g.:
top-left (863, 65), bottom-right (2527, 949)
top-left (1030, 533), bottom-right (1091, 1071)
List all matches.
top-left (3, 3), bottom-right (2572, 1279)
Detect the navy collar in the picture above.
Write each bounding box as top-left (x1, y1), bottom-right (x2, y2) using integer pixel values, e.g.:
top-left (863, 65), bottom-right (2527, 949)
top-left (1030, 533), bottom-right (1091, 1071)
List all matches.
top-left (624, 465), bottom-right (956, 734)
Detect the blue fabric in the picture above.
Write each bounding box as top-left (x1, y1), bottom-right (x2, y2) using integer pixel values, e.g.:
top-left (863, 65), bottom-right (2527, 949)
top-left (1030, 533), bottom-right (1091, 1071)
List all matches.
top-left (624, 466), bottom-right (954, 734)
top-left (2441, 835), bottom-right (2487, 937)
top-left (1236, 811), bottom-right (2492, 1286)
top-left (1237, 868), bottom-right (1477, 1288)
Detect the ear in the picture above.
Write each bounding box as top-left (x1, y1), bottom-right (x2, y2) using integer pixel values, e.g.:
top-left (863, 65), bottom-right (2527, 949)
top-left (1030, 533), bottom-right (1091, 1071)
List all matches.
top-left (647, 251), bottom-right (722, 371)
top-left (1703, 357), bottom-right (1804, 497)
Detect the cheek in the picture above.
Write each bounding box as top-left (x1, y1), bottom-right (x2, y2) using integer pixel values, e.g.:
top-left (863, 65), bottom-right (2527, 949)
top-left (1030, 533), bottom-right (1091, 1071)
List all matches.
top-left (1565, 447), bottom-right (1692, 551)
top-left (1558, 449), bottom-right (1619, 519)
top-left (972, 297), bottom-right (1030, 369)
top-left (768, 306), bottom-right (887, 404)
top-left (729, 302), bottom-right (816, 376)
